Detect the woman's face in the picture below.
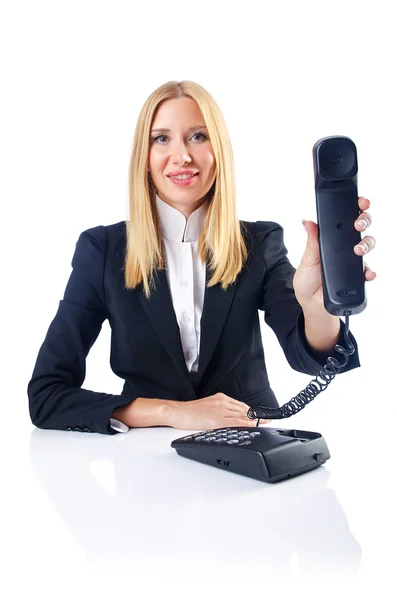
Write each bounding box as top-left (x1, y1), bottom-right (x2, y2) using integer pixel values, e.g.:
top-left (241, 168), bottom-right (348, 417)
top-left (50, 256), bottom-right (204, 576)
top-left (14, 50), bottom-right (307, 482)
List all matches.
top-left (148, 97), bottom-right (216, 218)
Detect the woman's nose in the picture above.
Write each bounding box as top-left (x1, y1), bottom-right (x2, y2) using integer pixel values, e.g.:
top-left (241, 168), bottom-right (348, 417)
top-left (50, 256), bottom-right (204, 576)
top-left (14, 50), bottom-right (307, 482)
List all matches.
top-left (170, 140), bottom-right (191, 163)
top-left (174, 153), bottom-right (191, 165)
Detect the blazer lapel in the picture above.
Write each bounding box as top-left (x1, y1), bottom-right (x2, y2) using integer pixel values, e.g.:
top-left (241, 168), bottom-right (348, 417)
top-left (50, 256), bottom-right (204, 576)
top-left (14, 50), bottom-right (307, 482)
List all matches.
top-left (196, 265), bottom-right (238, 385)
top-left (137, 263), bottom-right (238, 391)
top-left (137, 268), bottom-right (191, 383)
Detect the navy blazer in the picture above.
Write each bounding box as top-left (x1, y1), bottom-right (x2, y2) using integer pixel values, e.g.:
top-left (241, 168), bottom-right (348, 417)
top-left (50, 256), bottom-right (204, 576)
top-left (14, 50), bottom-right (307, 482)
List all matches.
top-left (28, 220), bottom-right (360, 434)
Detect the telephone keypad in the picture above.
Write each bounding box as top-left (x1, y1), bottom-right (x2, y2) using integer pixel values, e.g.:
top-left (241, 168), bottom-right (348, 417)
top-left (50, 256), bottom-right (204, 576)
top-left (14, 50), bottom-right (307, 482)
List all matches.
top-left (184, 428), bottom-right (262, 447)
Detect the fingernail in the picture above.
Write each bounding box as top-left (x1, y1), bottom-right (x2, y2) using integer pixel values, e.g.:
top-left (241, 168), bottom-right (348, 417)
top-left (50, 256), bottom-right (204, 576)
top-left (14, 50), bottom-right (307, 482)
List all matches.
top-left (358, 242), bottom-right (369, 253)
top-left (302, 219), bottom-right (307, 231)
top-left (357, 219), bottom-right (369, 230)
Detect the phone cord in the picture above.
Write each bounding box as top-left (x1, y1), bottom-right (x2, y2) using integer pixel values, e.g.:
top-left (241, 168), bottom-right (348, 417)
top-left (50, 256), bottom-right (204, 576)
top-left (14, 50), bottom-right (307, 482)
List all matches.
top-left (247, 311), bottom-right (355, 425)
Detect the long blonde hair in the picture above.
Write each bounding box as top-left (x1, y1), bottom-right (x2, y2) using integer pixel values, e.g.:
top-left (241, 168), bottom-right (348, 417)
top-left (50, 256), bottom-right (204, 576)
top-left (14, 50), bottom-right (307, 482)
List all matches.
top-left (125, 80), bottom-right (248, 299)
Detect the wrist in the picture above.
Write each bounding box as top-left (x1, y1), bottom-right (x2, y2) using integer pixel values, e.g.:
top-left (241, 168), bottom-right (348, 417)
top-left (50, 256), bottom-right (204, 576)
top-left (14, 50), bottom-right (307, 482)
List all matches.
top-left (301, 308), bottom-right (341, 354)
top-left (112, 402), bottom-right (132, 424)
top-left (301, 303), bottom-right (340, 325)
top-left (162, 400), bottom-right (181, 428)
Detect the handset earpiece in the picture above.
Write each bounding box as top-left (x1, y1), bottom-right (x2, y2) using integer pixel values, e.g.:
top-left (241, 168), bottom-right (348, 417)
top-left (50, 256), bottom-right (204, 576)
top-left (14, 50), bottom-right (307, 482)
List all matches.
top-left (313, 135), bottom-right (367, 316)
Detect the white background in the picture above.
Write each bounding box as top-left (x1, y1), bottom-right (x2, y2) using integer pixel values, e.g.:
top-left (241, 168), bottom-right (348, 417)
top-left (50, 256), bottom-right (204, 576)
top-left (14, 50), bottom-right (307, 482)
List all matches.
top-left (1, 0), bottom-right (395, 597)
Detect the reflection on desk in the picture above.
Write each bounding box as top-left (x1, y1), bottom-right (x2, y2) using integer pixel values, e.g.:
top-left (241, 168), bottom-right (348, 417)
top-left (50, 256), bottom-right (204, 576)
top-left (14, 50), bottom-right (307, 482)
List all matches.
top-left (29, 426), bottom-right (361, 579)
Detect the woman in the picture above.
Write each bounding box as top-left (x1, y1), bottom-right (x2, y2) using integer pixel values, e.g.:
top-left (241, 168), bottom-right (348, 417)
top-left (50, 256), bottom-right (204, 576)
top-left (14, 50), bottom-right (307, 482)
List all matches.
top-left (28, 80), bottom-right (376, 435)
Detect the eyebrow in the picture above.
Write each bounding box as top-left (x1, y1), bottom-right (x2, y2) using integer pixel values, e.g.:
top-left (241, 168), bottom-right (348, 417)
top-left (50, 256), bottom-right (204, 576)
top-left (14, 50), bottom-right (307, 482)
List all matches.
top-left (150, 125), bottom-right (208, 133)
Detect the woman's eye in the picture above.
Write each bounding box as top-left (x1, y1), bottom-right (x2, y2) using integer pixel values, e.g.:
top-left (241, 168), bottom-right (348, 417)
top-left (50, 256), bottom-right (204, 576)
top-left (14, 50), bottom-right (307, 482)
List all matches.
top-left (192, 132), bottom-right (207, 141)
top-left (151, 132), bottom-right (207, 144)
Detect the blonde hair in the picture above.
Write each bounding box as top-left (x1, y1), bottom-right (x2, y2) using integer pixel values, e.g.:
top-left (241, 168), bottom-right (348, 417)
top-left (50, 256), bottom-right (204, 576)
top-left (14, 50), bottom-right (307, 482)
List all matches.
top-left (125, 80), bottom-right (248, 299)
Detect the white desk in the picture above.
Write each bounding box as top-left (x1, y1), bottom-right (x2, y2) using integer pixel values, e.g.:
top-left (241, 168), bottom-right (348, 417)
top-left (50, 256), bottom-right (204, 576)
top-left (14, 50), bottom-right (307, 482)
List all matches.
top-left (3, 417), bottom-right (395, 599)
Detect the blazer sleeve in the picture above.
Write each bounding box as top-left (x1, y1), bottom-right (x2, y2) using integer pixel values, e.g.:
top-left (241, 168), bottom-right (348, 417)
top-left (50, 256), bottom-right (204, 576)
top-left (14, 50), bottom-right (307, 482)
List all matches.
top-left (27, 226), bottom-right (135, 435)
top-left (257, 221), bottom-right (361, 376)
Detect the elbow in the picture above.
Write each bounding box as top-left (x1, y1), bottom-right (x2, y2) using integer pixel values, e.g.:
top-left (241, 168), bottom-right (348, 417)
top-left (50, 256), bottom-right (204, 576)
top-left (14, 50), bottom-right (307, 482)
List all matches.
top-left (28, 387), bottom-right (44, 429)
top-left (27, 378), bottom-right (55, 429)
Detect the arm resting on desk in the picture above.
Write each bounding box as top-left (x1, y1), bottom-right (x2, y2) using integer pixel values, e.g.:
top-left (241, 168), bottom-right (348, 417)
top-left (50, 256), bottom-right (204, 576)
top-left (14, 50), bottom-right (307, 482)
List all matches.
top-left (111, 397), bottom-right (172, 428)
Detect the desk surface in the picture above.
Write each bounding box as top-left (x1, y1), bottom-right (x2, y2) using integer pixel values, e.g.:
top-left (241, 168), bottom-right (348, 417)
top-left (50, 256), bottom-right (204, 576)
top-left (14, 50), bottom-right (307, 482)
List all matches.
top-left (3, 416), bottom-right (395, 599)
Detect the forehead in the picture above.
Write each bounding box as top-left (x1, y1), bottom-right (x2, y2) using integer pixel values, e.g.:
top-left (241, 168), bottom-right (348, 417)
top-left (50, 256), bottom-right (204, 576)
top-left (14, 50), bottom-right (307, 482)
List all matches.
top-left (151, 97), bottom-right (204, 129)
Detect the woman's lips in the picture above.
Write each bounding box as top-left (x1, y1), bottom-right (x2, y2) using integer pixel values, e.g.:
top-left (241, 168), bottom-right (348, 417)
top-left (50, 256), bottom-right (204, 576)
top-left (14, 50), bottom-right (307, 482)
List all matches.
top-left (167, 173), bottom-right (199, 187)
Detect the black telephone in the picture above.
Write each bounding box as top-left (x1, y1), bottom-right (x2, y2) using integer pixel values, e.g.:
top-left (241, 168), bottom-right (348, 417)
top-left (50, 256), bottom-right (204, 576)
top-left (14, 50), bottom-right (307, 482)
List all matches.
top-left (171, 136), bottom-right (366, 483)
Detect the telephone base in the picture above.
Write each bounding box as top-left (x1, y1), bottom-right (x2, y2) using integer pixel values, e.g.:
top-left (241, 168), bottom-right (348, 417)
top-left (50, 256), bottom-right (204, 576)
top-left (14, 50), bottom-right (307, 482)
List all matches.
top-left (171, 427), bottom-right (330, 483)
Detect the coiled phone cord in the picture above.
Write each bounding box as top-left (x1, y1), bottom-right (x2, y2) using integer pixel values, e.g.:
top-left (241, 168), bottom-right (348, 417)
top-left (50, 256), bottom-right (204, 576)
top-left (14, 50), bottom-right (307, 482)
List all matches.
top-left (247, 311), bottom-right (356, 425)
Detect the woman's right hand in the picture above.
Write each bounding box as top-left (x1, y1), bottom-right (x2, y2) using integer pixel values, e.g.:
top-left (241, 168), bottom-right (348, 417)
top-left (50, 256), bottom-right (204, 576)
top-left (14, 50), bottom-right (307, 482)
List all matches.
top-left (166, 393), bottom-right (271, 430)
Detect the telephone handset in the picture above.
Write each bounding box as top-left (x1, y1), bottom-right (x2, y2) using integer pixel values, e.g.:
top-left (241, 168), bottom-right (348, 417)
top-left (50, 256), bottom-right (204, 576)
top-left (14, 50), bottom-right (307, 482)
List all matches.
top-left (171, 136), bottom-right (366, 482)
top-left (313, 135), bottom-right (366, 317)
top-left (247, 135), bottom-right (365, 422)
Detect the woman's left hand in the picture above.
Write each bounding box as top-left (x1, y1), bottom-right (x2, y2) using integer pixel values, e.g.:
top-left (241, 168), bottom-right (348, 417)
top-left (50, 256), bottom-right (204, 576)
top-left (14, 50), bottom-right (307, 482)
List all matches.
top-left (293, 196), bottom-right (376, 311)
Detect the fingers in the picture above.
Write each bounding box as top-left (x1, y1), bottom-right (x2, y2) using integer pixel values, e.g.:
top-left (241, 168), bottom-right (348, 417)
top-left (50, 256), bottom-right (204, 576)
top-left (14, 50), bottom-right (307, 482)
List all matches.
top-left (212, 394), bottom-right (272, 425)
top-left (358, 196), bottom-right (370, 211)
top-left (354, 235), bottom-right (376, 255)
top-left (354, 197), bottom-right (376, 273)
top-left (225, 416), bottom-right (266, 426)
top-left (301, 220), bottom-right (318, 237)
top-left (229, 401), bottom-right (267, 421)
top-left (355, 211), bottom-right (372, 231)
top-left (301, 221), bottom-right (320, 261)
top-left (236, 417), bottom-right (272, 426)
top-left (364, 261), bottom-right (377, 281)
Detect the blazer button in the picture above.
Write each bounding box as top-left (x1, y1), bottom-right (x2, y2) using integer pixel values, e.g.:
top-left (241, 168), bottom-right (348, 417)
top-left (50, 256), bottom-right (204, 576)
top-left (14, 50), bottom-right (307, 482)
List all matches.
top-left (75, 426), bottom-right (83, 432)
top-left (66, 427), bottom-right (72, 431)
top-left (83, 427), bottom-right (93, 433)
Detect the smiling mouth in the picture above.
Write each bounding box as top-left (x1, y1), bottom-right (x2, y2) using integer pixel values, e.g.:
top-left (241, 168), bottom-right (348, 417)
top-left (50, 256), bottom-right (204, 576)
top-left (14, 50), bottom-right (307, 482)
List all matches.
top-left (167, 173), bottom-right (199, 180)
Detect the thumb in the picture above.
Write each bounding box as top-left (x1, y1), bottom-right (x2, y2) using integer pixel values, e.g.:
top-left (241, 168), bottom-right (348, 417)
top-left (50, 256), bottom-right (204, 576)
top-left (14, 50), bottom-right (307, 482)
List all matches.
top-left (300, 220), bottom-right (320, 267)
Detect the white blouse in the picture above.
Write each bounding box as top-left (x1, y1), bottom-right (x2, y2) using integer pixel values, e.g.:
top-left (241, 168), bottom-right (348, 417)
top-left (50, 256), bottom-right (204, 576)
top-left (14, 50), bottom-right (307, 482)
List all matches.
top-left (155, 192), bottom-right (208, 374)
